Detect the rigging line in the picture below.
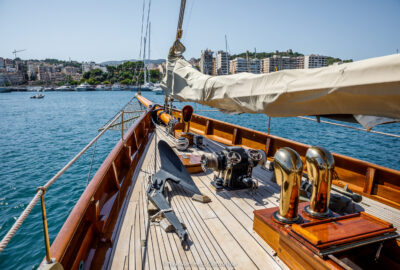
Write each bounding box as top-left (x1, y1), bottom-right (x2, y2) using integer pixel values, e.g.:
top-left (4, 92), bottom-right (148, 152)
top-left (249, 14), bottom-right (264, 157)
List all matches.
top-left (139, 0), bottom-right (146, 59)
top-left (297, 116), bottom-right (400, 138)
top-left (181, 0), bottom-right (195, 42)
top-left (86, 140), bottom-right (98, 187)
top-left (143, 0), bottom-right (151, 83)
top-left (144, 0), bottom-right (152, 52)
top-left (176, 0), bottom-right (187, 39)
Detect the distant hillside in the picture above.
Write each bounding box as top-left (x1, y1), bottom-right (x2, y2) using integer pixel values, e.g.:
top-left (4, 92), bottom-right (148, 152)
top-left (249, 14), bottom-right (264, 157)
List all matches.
top-left (100, 59), bottom-right (165, 66)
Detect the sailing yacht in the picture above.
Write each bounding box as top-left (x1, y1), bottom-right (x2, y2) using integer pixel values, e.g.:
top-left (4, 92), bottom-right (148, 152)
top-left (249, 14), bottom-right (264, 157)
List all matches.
top-left (1, 1), bottom-right (400, 270)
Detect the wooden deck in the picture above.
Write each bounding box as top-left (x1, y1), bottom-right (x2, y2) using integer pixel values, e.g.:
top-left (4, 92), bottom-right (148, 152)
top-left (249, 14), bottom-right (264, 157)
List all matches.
top-left (108, 127), bottom-right (400, 270)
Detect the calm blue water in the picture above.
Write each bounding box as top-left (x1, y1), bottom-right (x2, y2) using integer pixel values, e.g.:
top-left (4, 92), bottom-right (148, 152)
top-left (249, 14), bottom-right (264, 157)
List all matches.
top-left (0, 91), bottom-right (399, 269)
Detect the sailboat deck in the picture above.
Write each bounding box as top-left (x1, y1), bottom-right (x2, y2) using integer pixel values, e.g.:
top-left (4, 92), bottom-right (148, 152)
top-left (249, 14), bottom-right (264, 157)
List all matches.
top-left (109, 127), bottom-right (400, 270)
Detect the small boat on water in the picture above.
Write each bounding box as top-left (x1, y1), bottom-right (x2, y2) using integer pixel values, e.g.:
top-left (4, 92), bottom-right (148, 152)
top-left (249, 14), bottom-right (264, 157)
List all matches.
top-left (111, 83), bottom-right (122, 91)
top-left (30, 93), bottom-right (44, 99)
top-left (152, 87), bottom-right (163, 95)
top-left (76, 82), bottom-right (95, 91)
top-left (56, 85), bottom-right (75, 91)
top-left (95, 84), bottom-right (107, 91)
top-left (27, 86), bottom-right (43, 92)
top-left (139, 82), bottom-right (153, 91)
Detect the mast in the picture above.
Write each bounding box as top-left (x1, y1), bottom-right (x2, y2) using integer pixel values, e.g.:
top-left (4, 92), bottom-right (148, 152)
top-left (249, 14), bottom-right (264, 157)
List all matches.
top-left (143, 35), bottom-right (147, 84)
top-left (143, 0), bottom-right (151, 85)
top-left (246, 50), bottom-right (250, 73)
top-left (148, 22), bottom-right (151, 83)
top-left (225, 34), bottom-right (228, 53)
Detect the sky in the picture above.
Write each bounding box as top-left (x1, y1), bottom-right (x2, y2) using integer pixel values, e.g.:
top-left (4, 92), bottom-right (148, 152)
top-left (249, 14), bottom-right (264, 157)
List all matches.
top-left (0, 0), bottom-right (399, 63)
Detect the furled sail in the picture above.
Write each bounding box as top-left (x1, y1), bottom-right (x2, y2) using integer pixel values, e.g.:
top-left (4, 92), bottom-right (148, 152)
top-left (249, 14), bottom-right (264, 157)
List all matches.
top-left (161, 41), bottom-right (400, 125)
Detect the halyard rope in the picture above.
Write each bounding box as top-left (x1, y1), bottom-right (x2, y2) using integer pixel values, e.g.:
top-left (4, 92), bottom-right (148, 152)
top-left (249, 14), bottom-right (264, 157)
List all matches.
top-left (176, 0), bottom-right (187, 40)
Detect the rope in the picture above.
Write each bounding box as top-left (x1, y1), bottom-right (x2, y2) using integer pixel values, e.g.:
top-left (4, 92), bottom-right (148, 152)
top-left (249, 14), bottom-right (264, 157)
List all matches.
top-left (297, 116), bottom-right (400, 138)
top-left (0, 111), bottom-right (122, 254)
top-left (86, 140), bottom-right (98, 187)
top-left (138, 0), bottom-right (146, 59)
top-left (176, 0), bottom-right (187, 40)
top-left (0, 190), bottom-right (43, 253)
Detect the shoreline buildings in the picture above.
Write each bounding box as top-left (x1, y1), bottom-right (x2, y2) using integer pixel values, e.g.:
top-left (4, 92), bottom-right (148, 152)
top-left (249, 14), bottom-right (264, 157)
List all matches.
top-left (0, 57), bottom-right (83, 86)
top-left (200, 50), bottom-right (329, 76)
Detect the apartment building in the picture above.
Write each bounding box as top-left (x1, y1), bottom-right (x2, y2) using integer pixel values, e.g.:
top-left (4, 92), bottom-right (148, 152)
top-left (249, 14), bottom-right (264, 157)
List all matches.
top-left (216, 51), bottom-right (229, 75)
top-left (230, 57), bottom-right (261, 74)
top-left (304, 55), bottom-right (328, 69)
top-left (0, 57), bottom-right (4, 71)
top-left (261, 55), bottom-right (303, 73)
top-left (249, 58), bottom-right (261, 74)
top-left (0, 72), bottom-right (24, 85)
top-left (200, 50), bottom-right (214, 75)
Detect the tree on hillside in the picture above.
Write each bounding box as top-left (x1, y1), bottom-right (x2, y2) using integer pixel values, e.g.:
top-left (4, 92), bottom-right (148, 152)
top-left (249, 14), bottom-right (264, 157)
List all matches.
top-left (120, 79), bottom-right (132, 85)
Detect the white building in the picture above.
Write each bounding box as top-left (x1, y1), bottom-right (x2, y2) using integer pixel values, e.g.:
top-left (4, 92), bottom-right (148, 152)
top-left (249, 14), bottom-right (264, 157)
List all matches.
top-left (304, 55), bottom-right (328, 69)
top-left (6, 66), bottom-right (17, 72)
top-left (82, 62), bottom-right (107, 73)
top-left (216, 51), bottom-right (229, 75)
top-left (230, 57), bottom-right (261, 74)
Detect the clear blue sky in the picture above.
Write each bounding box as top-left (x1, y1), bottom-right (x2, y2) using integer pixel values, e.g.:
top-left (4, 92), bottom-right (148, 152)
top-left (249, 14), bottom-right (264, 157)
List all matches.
top-left (0, 0), bottom-right (399, 63)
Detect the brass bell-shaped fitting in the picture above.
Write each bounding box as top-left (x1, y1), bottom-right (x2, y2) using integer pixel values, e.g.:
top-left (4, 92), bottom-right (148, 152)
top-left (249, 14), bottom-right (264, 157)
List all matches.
top-left (273, 147), bottom-right (303, 224)
top-left (304, 146), bottom-right (335, 218)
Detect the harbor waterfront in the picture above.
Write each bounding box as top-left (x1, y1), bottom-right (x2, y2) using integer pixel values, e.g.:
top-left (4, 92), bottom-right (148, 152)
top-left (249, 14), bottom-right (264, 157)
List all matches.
top-left (0, 91), bottom-right (399, 269)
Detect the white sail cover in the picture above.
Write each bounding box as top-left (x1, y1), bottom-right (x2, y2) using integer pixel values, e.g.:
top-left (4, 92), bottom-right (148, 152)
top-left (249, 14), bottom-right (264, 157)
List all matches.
top-left (162, 47), bottom-right (400, 121)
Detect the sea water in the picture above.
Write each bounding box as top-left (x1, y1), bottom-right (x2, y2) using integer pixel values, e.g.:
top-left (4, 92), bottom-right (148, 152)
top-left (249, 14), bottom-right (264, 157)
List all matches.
top-left (0, 91), bottom-right (399, 269)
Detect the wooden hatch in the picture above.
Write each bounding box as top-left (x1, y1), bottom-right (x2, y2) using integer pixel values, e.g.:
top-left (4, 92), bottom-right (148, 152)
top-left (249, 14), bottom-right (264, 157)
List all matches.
top-left (290, 212), bottom-right (396, 250)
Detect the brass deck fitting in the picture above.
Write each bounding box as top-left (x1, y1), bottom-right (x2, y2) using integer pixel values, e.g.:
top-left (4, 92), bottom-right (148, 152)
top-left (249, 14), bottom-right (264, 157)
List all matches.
top-left (304, 146), bottom-right (335, 218)
top-left (182, 105), bottom-right (193, 132)
top-left (273, 147), bottom-right (303, 224)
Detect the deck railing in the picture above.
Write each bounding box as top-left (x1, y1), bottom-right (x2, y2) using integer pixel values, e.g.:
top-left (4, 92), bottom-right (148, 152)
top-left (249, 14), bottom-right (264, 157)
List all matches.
top-left (0, 107), bottom-right (153, 270)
